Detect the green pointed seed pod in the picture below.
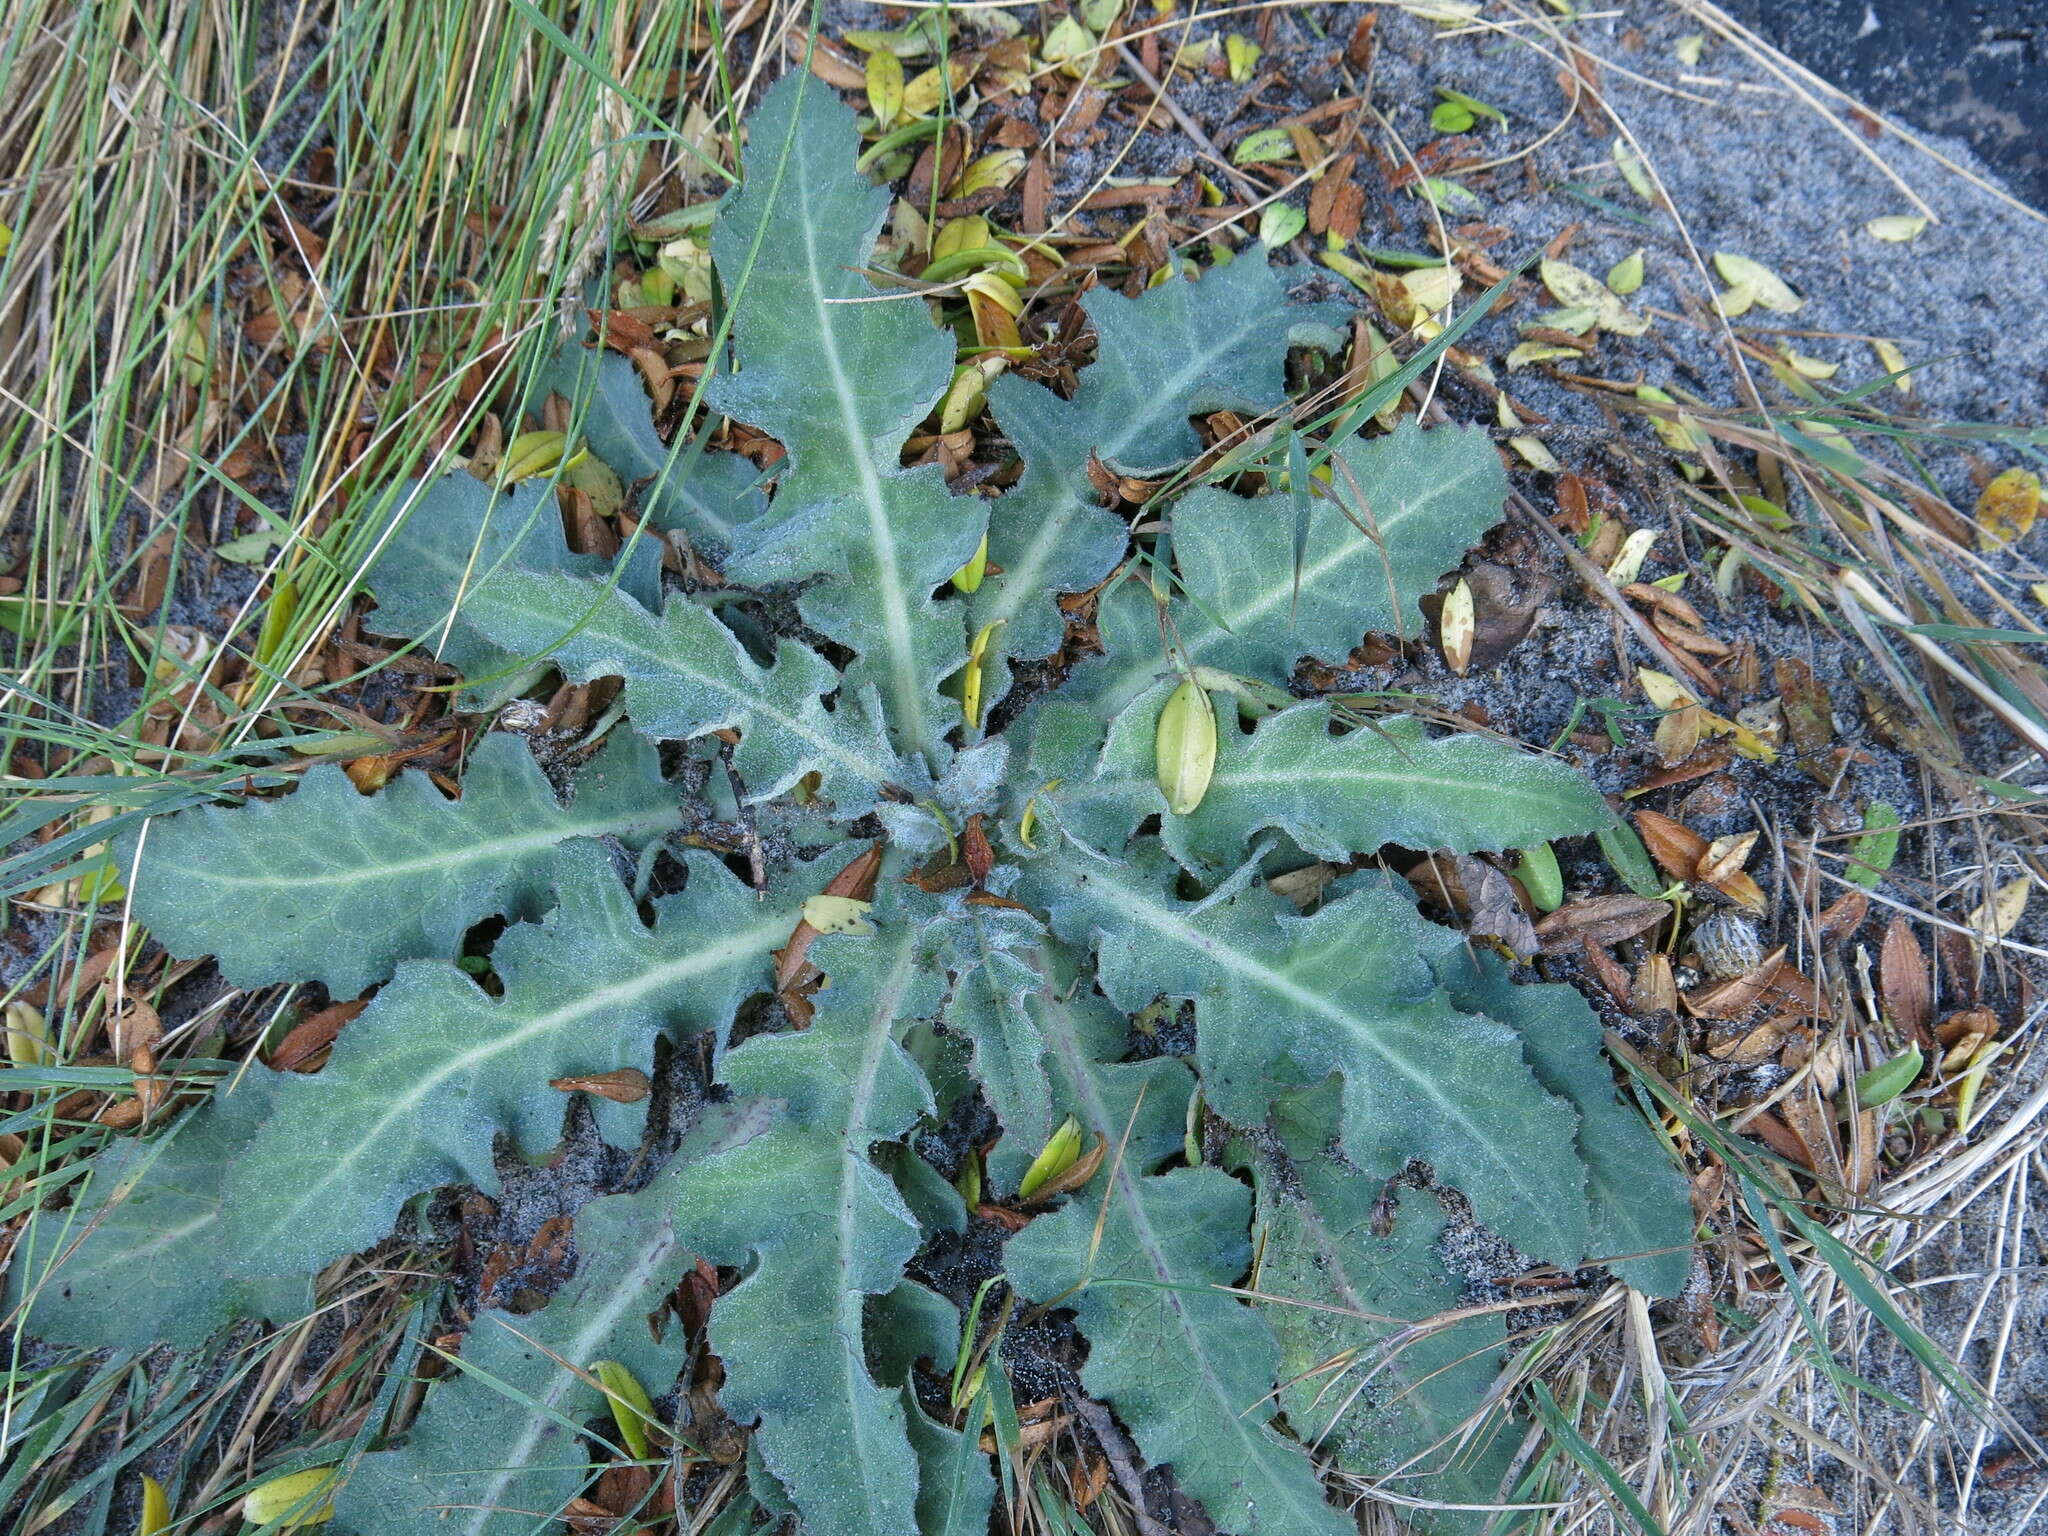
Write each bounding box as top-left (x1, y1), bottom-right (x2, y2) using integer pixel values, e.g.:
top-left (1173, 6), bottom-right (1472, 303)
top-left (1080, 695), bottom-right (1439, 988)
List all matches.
top-left (1156, 679), bottom-right (1218, 815)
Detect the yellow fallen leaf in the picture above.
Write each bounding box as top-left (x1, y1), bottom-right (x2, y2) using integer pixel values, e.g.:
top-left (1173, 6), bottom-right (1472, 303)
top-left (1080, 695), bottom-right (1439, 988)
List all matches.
top-left (1636, 668), bottom-right (1779, 763)
top-left (1606, 248), bottom-right (1645, 296)
top-left (801, 894), bottom-right (873, 935)
top-left (932, 215), bottom-right (989, 262)
top-left (1400, 264), bottom-right (1462, 320)
top-left (243, 1470), bottom-right (337, 1527)
top-left (956, 149), bottom-right (1026, 198)
top-left (1440, 577), bottom-right (1475, 674)
top-left (3, 1002), bottom-right (48, 1067)
top-left (1224, 34), bottom-right (1261, 82)
top-left (1541, 256), bottom-right (1649, 335)
top-left (1779, 346), bottom-right (1839, 380)
top-left (866, 47), bottom-right (905, 129)
top-left (1968, 875), bottom-right (2031, 947)
top-left (1714, 282), bottom-right (1757, 318)
top-left (963, 270), bottom-right (1022, 349)
top-left (1712, 251), bottom-right (1800, 313)
top-left (1864, 214), bottom-right (1928, 242)
top-left (902, 54), bottom-right (976, 115)
top-left (1509, 436), bottom-right (1560, 471)
top-left (1675, 33), bottom-right (1704, 65)
top-left (939, 354), bottom-right (1007, 436)
top-left (1506, 341), bottom-right (1581, 370)
top-left (500, 430), bottom-right (570, 484)
top-left (140, 1477), bottom-right (171, 1536)
top-left (1606, 528), bottom-right (1658, 585)
top-left (1040, 14), bottom-right (1094, 78)
top-left (1871, 338), bottom-right (1913, 397)
top-left (1635, 384), bottom-right (1705, 455)
top-left (1975, 467), bottom-right (2041, 550)
top-left (1613, 140), bottom-right (1655, 202)
top-left (1318, 249), bottom-right (1375, 295)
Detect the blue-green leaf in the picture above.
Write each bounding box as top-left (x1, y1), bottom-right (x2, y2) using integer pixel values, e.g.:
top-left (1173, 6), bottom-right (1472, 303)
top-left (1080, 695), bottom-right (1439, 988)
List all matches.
top-left (1023, 847), bottom-right (1593, 1268)
top-left (667, 913), bottom-right (937, 1536)
top-left (1079, 420), bottom-right (1509, 715)
top-left (704, 74), bottom-right (980, 766)
top-left (221, 845), bottom-right (818, 1278)
top-left (120, 732), bottom-right (682, 996)
top-left (1037, 693), bottom-right (1613, 870)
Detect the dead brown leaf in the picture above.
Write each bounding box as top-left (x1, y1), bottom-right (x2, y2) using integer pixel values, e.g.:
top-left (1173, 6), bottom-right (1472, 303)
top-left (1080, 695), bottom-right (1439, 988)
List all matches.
top-left (1880, 915), bottom-right (1933, 1043)
top-left (1535, 894), bottom-right (1670, 952)
top-left (1635, 810), bottom-right (1708, 883)
top-left (550, 1068), bottom-right (651, 1103)
top-left (1685, 947), bottom-right (1787, 1018)
top-left (268, 998), bottom-right (369, 1072)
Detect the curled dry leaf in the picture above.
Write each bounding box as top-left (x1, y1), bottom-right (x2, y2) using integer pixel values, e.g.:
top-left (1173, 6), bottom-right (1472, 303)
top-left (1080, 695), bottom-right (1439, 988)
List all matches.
top-left (1697, 831), bottom-right (1757, 886)
top-left (1975, 467), bottom-right (2041, 551)
top-left (1635, 809), bottom-right (1708, 883)
top-left (1633, 951), bottom-right (1678, 1013)
top-left (1535, 894), bottom-right (1670, 953)
top-left (269, 998), bottom-right (370, 1073)
top-left (550, 1069), bottom-right (652, 1104)
top-left (1814, 889), bottom-right (1869, 947)
top-left (1937, 1007), bottom-right (1999, 1073)
top-left (1686, 945), bottom-right (1787, 1019)
top-left (1703, 1015), bottom-right (1785, 1065)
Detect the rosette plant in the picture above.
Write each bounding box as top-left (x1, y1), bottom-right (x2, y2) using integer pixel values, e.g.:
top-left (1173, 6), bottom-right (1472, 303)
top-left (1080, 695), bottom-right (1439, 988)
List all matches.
top-left (10, 75), bottom-right (1691, 1536)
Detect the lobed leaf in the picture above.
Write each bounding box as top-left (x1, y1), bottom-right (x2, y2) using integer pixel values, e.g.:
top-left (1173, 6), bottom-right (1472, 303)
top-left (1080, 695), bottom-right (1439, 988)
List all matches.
top-left (1024, 845), bottom-right (1593, 1268)
top-left (705, 74), bottom-right (981, 765)
top-left (1426, 942), bottom-right (1695, 1296)
top-left (332, 1099), bottom-right (771, 1536)
top-left (535, 344), bottom-right (767, 548)
top-left (455, 566), bottom-right (903, 810)
top-left (1032, 693), bottom-right (1613, 871)
top-left (119, 731), bottom-right (682, 997)
top-left (971, 255), bottom-right (1346, 672)
top-left (361, 470), bottom-right (659, 685)
top-left (998, 946), bottom-right (1351, 1536)
top-left (666, 911), bottom-right (938, 1536)
top-left (220, 843), bottom-right (818, 1278)
top-left (4, 1074), bottom-right (310, 1351)
top-left (1245, 1082), bottom-right (1521, 1533)
top-left (936, 902), bottom-right (1059, 1152)
top-left (1078, 420), bottom-right (1509, 716)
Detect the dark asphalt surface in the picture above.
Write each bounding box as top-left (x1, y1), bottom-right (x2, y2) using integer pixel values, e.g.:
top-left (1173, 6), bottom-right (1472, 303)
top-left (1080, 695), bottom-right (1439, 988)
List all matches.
top-left (1735, 0), bottom-right (2047, 207)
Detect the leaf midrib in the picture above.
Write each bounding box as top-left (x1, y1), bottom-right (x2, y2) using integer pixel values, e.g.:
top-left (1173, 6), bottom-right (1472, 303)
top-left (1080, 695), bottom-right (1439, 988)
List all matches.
top-left (187, 802), bottom-right (685, 892)
top-left (982, 299), bottom-right (1286, 633)
top-left (453, 1218), bottom-right (683, 1536)
top-left (832, 930), bottom-right (920, 1536)
top-left (1091, 452), bottom-right (1494, 715)
top-left (796, 151), bottom-right (928, 763)
top-left (1075, 862), bottom-right (1549, 1193)
top-left (1032, 986), bottom-right (1341, 1534)
top-left (501, 575), bottom-right (901, 789)
top-left (240, 909), bottom-right (789, 1256)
